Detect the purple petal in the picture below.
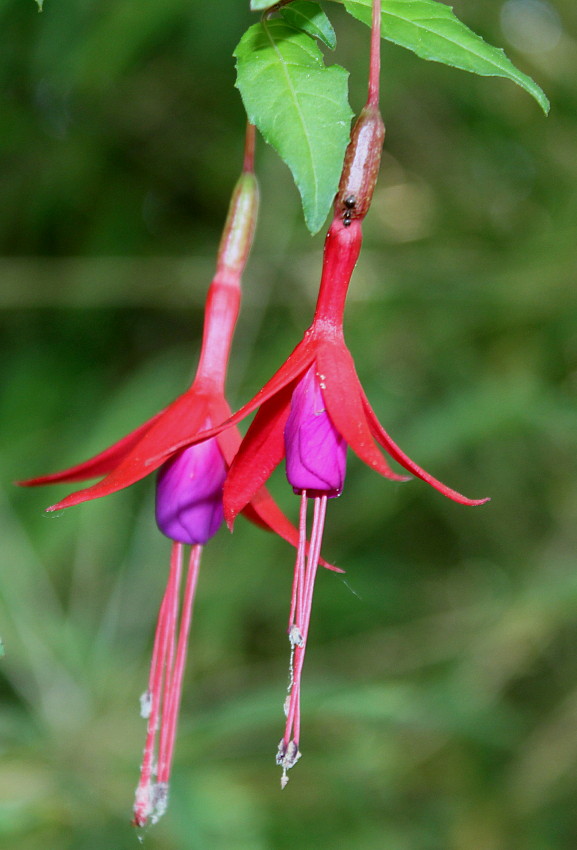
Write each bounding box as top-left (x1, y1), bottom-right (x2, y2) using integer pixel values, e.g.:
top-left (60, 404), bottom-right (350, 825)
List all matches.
top-left (155, 437), bottom-right (227, 544)
top-left (284, 366), bottom-right (347, 497)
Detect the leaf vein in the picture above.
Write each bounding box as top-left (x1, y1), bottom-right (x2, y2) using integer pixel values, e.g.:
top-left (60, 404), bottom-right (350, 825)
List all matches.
top-left (262, 21), bottom-right (320, 209)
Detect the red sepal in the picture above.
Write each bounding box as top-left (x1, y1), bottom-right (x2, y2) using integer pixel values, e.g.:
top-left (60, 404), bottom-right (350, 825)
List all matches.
top-left (223, 384), bottom-right (294, 526)
top-left (209, 395), bottom-right (339, 570)
top-left (360, 388), bottom-right (490, 507)
top-left (17, 411), bottom-right (164, 486)
top-left (318, 342), bottom-right (408, 483)
top-left (241, 489), bottom-right (343, 573)
top-left (45, 392), bottom-right (210, 511)
top-left (151, 338), bottom-right (316, 464)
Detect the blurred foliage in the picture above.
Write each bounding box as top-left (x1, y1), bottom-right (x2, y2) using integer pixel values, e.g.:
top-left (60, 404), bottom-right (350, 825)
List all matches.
top-left (1, 0), bottom-right (577, 848)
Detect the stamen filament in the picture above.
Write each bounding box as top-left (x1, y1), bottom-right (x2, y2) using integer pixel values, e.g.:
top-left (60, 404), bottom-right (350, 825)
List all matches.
top-left (157, 544), bottom-right (202, 785)
top-left (288, 492), bottom-right (308, 630)
top-left (133, 542), bottom-right (203, 827)
top-left (277, 493), bottom-right (328, 788)
top-left (133, 542), bottom-right (183, 826)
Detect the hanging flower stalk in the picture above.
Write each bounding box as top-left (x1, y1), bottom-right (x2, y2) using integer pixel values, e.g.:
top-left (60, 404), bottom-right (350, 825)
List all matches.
top-left (159, 0), bottom-right (489, 787)
top-left (18, 124), bottom-right (338, 825)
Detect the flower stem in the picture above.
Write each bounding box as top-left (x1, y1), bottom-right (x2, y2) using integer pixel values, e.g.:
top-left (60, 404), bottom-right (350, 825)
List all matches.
top-left (368, 0), bottom-right (382, 108)
top-left (243, 122), bottom-right (256, 173)
top-left (195, 124), bottom-right (259, 392)
top-left (333, 0), bottom-right (384, 228)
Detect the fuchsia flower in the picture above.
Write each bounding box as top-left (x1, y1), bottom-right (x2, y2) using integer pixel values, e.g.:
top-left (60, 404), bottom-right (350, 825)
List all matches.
top-left (19, 128), bottom-right (336, 825)
top-left (161, 1), bottom-right (488, 785)
top-left (185, 211), bottom-right (488, 785)
top-left (18, 0), bottom-right (490, 803)
top-left (197, 216), bottom-right (487, 522)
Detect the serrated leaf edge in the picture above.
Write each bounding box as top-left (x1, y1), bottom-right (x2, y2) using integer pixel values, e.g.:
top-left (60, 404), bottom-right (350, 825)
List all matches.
top-left (337, 0), bottom-right (549, 113)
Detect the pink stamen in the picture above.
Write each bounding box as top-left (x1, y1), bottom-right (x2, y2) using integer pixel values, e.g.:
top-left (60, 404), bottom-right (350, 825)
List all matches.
top-left (288, 492), bottom-right (308, 629)
top-left (133, 543), bottom-right (182, 827)
top-left (157, 544), bottom-right (202, 785)
top-left (277, 493), bottom-right (328, 788)
top-left (133, 542), bottom-right (202, 827)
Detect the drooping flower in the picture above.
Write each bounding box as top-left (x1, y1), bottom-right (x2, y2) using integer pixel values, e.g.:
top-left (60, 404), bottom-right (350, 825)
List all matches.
top-left (157, 0), bottom-right (489, 786)
top-left (18, 125), bottom-right (336, 825)
top-left (153, 212), bottom-right (489, 788)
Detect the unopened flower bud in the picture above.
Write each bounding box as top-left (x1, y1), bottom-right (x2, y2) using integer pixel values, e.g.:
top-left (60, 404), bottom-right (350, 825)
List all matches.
top-left (284, 366), bottom-right (347, 497)
top-left (155, 436), bottom-right (227, 544)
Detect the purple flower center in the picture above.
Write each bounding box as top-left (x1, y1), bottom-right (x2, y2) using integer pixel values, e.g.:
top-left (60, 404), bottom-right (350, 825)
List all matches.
top-left (284, 365), bottom-right (347, 497)
top-left (155, 435), bottom-right (227, 544)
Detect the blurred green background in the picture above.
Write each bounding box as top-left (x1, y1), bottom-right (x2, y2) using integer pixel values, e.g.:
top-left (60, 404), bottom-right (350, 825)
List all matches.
top-left (1, 0), bottom-right (576, 847)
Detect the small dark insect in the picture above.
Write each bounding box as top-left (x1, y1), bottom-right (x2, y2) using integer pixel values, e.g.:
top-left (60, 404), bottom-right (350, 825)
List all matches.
top-left (342, 194), bottom-right (356, 226)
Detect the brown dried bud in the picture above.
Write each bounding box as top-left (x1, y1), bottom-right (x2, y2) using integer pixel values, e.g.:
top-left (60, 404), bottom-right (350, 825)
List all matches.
top-left (334, 104), bottom-right (385, 226)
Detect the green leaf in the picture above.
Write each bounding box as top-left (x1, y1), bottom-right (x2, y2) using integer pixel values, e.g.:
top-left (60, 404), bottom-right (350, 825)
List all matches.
top-left (339, 0), bottom-right (549, 114)
top-left (280, 2), bottom-right (337, 50)
top-left (250, 0), bottom-right (276, 10)
top-left (35, 0), bottom-right (44, 9)
top-left (235, 21), bottom-right (352, 234)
